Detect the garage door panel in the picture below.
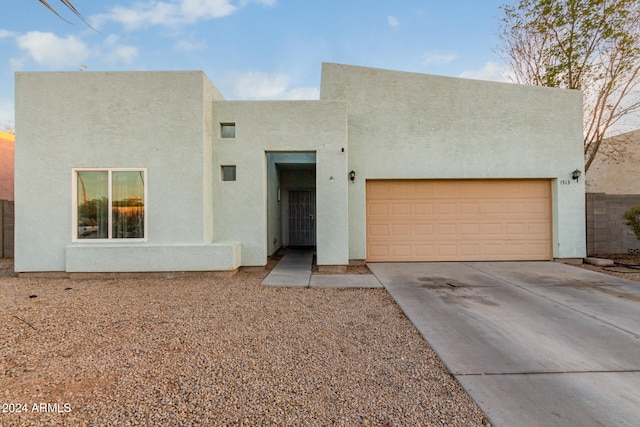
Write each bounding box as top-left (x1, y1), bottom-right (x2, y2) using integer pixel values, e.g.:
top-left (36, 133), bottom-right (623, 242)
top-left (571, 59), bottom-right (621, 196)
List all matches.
top-left (436, 223), bottom-right (457, 236)
top-left (527, 201), bottom-right (551, 214)
top-left (480, 203), bottom-right (503, 215)
top-left (415, 245), bottom-right (435, 256)
top-left (506, 223), bottom-right (526, 235)
top-left (482, 223), bottom-right (504, 235)
top-left (528, 243), bottom-right (551, 256)
top-left (437, 203), bottom-right (457, 215)
top-left (459, 223), bottom-right (480, 236)
top-left (528, 222), bottom-right (551, 237)
top-left (367, 179), bottom-right (552, 262)
top-left (368, 245), bottom-right (389, 258)
top-left (368, 202), bottom-right (389, 217)
top-left (481, 243), bottom-right (504, 256)
top-left (391, 245), bottom-right (412, 257)
top-left (368, 224), bottom-right (389, 237)
top-left (436, 245), bottom-right (458, 256)
top-left (415, 224), bottom-right (434, 236)
top-left (460, 244), bottom-right (481, 256)
top-left (458, 204), bottom-right (480, 216)
top-left (391, 204), bottom-right (411, 216)
top-left (390, 224), bottom-right (411, 237)
top-left (414, 203), bottom-right (434, 216)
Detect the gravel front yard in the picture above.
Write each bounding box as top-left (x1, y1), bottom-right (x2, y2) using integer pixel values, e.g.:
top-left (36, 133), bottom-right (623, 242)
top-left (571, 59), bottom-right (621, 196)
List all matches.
top-left (0, 259), bottom-right (489, 426)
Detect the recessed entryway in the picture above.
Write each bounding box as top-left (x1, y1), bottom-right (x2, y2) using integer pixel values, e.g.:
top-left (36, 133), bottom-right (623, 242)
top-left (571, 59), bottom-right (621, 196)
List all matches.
top-left (266, 152), bottom-right (316, 256)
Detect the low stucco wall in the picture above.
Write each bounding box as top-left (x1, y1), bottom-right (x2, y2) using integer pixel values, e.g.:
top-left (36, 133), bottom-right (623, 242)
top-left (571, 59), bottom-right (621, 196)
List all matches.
top-left (320, 63), bottom-right (586, 260)
top-left (66, 243), bottom-right (241, 272)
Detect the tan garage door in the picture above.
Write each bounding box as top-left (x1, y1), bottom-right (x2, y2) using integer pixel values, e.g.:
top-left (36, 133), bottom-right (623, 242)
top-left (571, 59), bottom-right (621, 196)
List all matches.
top-left (366, 180), bottom-right (552, 262)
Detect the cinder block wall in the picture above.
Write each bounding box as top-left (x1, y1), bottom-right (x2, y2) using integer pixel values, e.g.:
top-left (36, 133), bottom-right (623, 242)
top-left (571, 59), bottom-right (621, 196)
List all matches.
top-left (1, 200), bottom-right (14, 258)
top-left (586, 193), bottom-right (640, 255)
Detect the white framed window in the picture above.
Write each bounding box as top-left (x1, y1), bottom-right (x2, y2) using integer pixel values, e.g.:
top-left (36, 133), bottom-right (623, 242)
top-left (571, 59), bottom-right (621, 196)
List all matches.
top-left (72, 168), bottom-right (147, 241)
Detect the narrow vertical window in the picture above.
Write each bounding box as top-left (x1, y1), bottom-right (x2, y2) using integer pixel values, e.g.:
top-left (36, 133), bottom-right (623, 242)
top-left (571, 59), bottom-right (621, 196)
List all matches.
top-left (75, 169), bottom-right (146, 240)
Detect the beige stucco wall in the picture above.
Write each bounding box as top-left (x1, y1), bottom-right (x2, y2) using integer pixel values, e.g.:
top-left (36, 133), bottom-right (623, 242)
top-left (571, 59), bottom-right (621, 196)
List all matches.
top-left (15, 71), bottom-right (228, 272)
top-left (212, 101), bottom-right (348, 266)
top-left (586, 129), bottom-right (640, 194)
top-left (320, 63), bottom-right (586, 260)
top-left (14, 63), bottom-right (587, 272)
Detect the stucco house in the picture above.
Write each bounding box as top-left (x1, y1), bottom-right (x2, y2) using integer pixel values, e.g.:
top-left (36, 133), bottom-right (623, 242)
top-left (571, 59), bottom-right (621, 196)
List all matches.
top-left (14, 63), bottom-right (586, 275)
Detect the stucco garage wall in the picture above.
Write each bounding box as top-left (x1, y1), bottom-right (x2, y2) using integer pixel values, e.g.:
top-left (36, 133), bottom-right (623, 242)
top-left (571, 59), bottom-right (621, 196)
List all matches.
top-left (320, 63), bottom-right (585, 260)
top-left (15, 71), bottom-right (221, 272)
top-left (212, 101), bottom-right (348, 266)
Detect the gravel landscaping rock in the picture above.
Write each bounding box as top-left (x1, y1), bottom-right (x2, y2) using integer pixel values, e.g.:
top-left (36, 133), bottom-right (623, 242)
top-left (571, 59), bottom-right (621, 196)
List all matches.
top-left (577, 254), bottom-right (640, 282)
top-left (0, 259), bottom-right (489, 426)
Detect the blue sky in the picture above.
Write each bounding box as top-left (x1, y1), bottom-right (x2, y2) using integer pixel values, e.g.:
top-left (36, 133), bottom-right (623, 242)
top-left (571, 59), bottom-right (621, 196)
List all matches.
top-left (0, 0), bottom-right (510, 130)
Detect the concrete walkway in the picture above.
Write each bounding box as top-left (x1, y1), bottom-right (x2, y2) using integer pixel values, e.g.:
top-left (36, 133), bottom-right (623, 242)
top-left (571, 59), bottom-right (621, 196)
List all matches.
top-left (369, 261), bottom-right (640, 427)
top-left (261, 250), bottom-right (314, 287)
top-left (261, 249), bottom-right (382, 288)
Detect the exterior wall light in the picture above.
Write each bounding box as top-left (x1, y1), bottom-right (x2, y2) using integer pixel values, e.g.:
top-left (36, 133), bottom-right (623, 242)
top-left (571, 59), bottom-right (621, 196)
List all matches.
top-left (349, 170), bottom-right (356, 182)
top-left (572, 169), bottom-right (582, 182)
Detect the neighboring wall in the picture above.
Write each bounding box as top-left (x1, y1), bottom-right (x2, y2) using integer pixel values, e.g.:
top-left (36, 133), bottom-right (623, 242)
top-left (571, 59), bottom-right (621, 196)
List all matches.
top-left (586, 129), bottom-right (640, 195)
top-left (586, 193), bottom-right (640, 255)
top-left (0, 200), bottom-right (13, 258)
top-left (320, 63), bottom-right (586, 260)
top-left (585, 130), bottom-right (640, 255)
top-left (0, 131), bottom-right (14, 201)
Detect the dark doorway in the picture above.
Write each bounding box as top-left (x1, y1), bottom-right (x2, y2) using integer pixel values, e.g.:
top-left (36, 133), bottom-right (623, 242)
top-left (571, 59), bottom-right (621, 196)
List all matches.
top-left (288, 189), bottom-right (316, 246)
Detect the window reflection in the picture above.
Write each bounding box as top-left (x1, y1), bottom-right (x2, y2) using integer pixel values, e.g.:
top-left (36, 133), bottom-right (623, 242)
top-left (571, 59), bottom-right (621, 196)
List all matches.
top-left (76, 170), bottom-right (145, 240)
top-left (112, 171), bottom-right (145, 239)
top-left (77, 172), bottom-right (108, 239)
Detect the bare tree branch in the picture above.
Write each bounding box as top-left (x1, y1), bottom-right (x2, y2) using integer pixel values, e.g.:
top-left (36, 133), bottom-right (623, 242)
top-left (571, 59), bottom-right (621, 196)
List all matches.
top-left (38, 0), bottom-right (94, 29)
top-left (498, 0), bottom-right (640, 171)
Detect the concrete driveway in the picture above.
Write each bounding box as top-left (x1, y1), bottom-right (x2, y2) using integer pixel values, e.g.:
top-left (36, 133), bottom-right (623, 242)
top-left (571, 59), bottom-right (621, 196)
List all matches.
top-left (368, 261), bottom-right (640, 427)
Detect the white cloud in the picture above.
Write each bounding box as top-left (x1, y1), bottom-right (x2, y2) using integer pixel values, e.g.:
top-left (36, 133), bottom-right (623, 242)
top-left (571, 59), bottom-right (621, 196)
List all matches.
top-left (0, 30), bottom-right (17, 39)
top-left (422, 51), bottom-right (457, 66)
top-left (180, 0), bottom-right (238, 20)
top-left (106, 45), bottom-right (139, 64)
top-left (17, 31), bottom-right (90, 68)
top-left (173, 39), bottom-right (207, 52)
top-left (221, 71), bottom-right (319, 100)
top-left (459, 62), bottom-right (509, 82)
top-left (387, 16), bottom-right (399, 27)
top-left (94, 0), bottom-right (274, 30)
top-left (9, 57), bottom-right (25, 71)
top-left (240, 0), bottom-right (276, 5)
top-left (280, 86), bottom-right (320, 100)
top-left (102, 34), bottom-right (139, 64)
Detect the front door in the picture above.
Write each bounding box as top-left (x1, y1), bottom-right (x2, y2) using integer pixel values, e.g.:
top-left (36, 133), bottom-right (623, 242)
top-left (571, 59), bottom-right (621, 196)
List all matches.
top-left (288, 189), bottom-right (316, 246)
